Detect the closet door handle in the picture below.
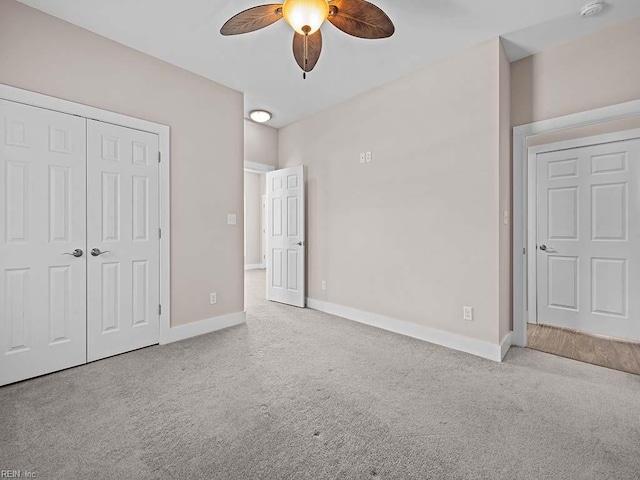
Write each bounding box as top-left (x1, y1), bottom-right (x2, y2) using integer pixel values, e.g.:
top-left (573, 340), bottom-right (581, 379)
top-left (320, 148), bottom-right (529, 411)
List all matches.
top-left (62, 249), bottom-right (84, 258)
top-left (91, 248), bottom-right (111, 257)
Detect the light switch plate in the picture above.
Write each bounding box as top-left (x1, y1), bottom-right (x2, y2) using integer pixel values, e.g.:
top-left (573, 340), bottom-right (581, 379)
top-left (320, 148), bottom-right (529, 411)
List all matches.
top-left (227, 214), bottom-right (237, 225)
top-left (359, 153), bottom-right (365, 164)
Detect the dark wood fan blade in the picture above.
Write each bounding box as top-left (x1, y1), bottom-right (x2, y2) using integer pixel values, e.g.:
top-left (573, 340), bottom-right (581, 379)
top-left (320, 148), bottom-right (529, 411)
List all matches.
top-left (328, 0), bottom-right (394, 39)
top-left (220, 4), bottom-right (283, 35)
top-left (293, 30), bottom-right (323, 72)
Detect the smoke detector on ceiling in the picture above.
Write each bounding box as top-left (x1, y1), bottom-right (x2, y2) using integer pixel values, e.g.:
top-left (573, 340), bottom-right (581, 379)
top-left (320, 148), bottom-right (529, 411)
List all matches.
top-left (581, 1), bottom-right (604, 17)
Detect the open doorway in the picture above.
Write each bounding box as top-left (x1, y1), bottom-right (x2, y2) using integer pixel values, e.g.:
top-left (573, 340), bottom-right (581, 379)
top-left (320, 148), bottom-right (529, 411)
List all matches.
top-left (244, 169), bottom-right (267, 271)
top-left (244, 162), bottom-right (273, 309)
top-left (243, 163), bottom-right (307, 310)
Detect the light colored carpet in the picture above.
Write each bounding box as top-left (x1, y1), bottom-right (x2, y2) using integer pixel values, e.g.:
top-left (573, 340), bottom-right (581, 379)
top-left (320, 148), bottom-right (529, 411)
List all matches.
top-left (1, 270), bottom-right (639, 479)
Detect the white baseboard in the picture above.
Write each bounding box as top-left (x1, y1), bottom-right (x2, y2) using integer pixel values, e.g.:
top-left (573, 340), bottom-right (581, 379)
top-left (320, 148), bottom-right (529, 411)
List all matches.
top-left (160, 311), bottom-right (246, 344)
top-left (307, 298), bottom-right (509, 362)
top-left (244, 264), bottom-right (265, 271)
top-left (500, 332), bottom-right (513, 360)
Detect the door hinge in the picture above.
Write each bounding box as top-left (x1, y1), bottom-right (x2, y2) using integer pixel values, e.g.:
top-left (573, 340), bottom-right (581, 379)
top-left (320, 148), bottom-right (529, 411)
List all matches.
top-left (159, 304), bottom-right (162, 315)
top-left (158, 151), bottom-right (161, 163)
top-left (159, 228), bottom-right (162, 239)
top-left (523, 247), bottom-right (526, 255)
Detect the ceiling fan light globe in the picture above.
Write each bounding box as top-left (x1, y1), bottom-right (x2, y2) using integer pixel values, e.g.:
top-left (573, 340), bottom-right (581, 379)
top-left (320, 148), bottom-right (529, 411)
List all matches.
top-left (282, 0), bottom-right (329, 35)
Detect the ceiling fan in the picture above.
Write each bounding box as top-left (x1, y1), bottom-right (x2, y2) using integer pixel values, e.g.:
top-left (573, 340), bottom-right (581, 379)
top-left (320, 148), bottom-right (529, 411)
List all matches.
top-left (220, 0), bottom-right (395, 79)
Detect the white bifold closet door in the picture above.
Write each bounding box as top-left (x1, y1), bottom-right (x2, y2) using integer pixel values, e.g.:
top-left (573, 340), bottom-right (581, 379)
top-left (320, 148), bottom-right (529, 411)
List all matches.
top-left (0, 101), bottom-right (161, 386)
top-left (0, 100), bottom-right (87, 386)
top-left (86, 120), bottom-right (160, 362)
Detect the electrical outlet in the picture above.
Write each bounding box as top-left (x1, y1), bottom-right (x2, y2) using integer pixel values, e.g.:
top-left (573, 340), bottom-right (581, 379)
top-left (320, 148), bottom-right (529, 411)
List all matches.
top-left (359, 153), bottom-right (365, 164)
top-left (321, 280), bottom-right (327, 291)
top-left (227, 214), bottom-right (237, 225)
top-left (210, 293), bottom-right (217, 305)
top-left (463, 306), bottom-right (473, 321)
top-left (365, 151), bottom-right (372, 163)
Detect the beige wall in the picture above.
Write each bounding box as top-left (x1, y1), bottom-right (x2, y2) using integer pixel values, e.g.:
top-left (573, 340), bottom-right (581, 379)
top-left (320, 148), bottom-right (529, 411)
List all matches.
top-left (0, 1), bottom-right (245, 326)
top-left (279, 38), bottom-right (509, 345)
top-left (527, 117), bottom-right (640, 148)
top-left (245, 120), bottom-right (278, 167)
top-left (244, 172), bottom-right (263, 266)
top-left (498, 41), bottom-right (512, 343)
top-left (511, 16), bottom-right (640, 127)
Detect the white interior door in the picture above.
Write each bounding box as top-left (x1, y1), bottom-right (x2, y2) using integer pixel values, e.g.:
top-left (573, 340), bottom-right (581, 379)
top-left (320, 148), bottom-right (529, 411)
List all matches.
top-left (266, 166), bottom-right (305, 307)
top-left (0, 100), bottom-right (87, 386)
top-left (86, 120), bottom-right (160, 361)
top-left (536, 137), bottom-right (640, 341)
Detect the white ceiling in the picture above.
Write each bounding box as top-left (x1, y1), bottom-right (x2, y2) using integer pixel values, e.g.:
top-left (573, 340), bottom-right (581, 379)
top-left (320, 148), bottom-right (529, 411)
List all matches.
top-left (18, 0), bottom-right (640, 128)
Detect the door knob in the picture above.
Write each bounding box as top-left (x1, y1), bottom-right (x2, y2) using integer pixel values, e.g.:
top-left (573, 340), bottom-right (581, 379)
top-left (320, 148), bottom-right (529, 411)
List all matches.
top-left (63, 249), bottom-right (84, 257)
top-left (296, 241), bottom-right (305, 246)
top-left (539, 245), bottom-right (547, 251)
top-left (91, 248), bottom-right (111, 257)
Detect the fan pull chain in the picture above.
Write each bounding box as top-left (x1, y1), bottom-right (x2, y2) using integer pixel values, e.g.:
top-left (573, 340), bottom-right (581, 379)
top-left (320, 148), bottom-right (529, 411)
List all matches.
top-left (303, 31), bottom-right (308, 80)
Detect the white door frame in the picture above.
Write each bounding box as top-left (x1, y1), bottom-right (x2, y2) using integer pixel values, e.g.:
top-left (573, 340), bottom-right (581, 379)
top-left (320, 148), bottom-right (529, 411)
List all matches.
top-left (244, 161), bottom-right (275, 174)
top-left (513, 99), bottom-right (640, 347)
top-left (261, 193), bottom-right (267, 269)
top-left (0, 84), bottom-right (172, 344)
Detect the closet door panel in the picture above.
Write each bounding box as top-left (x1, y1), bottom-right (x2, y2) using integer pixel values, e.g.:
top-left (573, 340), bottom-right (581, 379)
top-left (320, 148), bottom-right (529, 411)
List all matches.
top-left (86, 120), bottom-right (160, 361)
top-left (0, 99), bottom-right (87, 386)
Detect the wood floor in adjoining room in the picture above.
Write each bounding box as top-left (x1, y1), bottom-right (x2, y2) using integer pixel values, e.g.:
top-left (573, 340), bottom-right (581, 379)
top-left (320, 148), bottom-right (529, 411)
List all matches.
top-left (527, 323), bottom-right (640, 375)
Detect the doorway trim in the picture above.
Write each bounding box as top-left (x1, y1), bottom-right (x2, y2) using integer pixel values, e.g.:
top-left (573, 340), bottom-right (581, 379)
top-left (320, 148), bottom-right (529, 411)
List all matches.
top-left (513, 99), bottom-right (640, 348)
top-left (261, 193), bottom-right (267, 269)
top-left (244, 161), bottom-right (275, 173)
top-left (0, 84), bottom-right (172, 343)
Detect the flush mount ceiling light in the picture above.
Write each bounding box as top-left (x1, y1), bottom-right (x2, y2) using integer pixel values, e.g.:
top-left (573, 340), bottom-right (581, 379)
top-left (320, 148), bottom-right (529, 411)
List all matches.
top-left (221, 0), bottom-right (395, 79)
top-left (581, 0), bottom-right (604, 17)
top-left (249, 110), bottom-right (273, 123)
